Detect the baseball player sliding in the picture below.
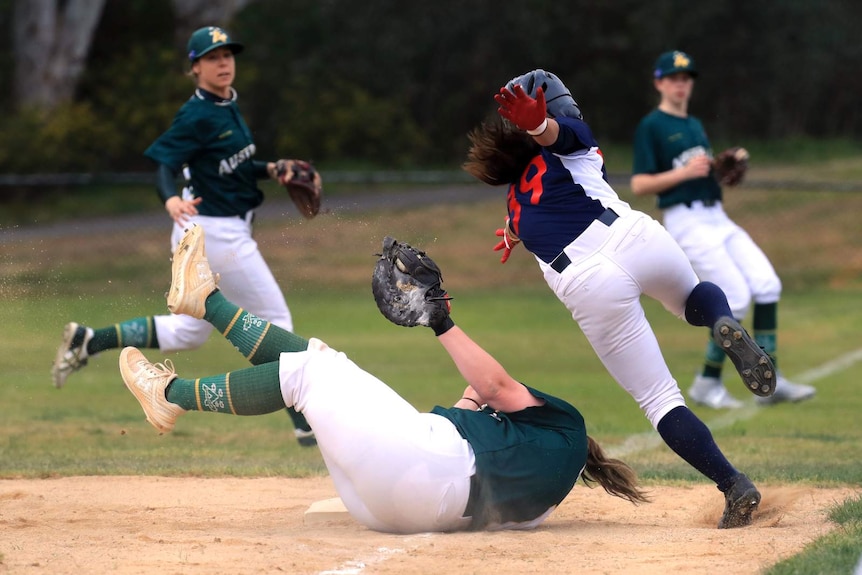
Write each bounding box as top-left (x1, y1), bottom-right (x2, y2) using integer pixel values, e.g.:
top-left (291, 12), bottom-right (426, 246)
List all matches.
top-left (463, 68), bottom-right (773, 528)
top-left (51, 26), bottom-right (319, 446)
top-left (118, 225), bottom-right (649, 533)
top-left (630, 50), bottom-right (815, 408)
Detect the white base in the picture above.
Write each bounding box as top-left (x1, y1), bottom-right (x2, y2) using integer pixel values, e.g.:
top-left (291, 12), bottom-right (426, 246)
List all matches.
top-left (303, 497), bottom-right (353, 526)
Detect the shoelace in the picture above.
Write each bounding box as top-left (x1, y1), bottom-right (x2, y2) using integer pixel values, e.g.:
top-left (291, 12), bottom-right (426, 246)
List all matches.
top-left (137, 358), bottom-right (176, 381)
top-left (63, 347), bottom-right (86, 368)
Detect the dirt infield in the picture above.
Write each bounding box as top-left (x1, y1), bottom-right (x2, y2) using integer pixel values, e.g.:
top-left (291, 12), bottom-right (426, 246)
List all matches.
top-left (0, 477), bottom-right (855, 574)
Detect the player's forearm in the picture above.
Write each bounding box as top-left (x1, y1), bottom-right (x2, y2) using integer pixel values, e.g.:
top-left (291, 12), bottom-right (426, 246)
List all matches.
top-left (438, 327), bottom-right (509, 392)
top-left (437, 327), bottom-right (540, 412)
top-left (155, 164), bottom-right (179, 202)
top-left (630, 170), bottom-right (689, 196)
top-left (531, 118), bottom-right (560, 146)
top-left (455, 387), bottom-right (485, 410)
top-left (252, 160), bottom-right (275, 180)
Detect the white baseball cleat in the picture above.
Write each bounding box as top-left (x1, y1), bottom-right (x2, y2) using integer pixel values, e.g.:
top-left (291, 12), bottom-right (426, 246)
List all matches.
top-left (52, 322), bottom-right (94, 388)
top-left (167, 224), bottom-right (219, 319)
top-left (119, 347), bottom-right (186, 434)
top-left (756, 374), bottom-right (816, 405)
top-left (688, 375), bottom-right (745, 409)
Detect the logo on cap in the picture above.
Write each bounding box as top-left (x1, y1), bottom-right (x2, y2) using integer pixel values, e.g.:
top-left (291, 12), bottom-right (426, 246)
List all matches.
top-left (673, 52), bottom-right (691, 70)
top-left (211, 28), bottom-right (227, 44)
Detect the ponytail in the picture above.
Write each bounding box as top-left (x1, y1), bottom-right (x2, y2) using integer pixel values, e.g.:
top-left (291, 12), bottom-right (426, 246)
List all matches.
top-left (463, 116), bottom-right (539, 186)
top-left (581, 436), bottom-right (650, 504)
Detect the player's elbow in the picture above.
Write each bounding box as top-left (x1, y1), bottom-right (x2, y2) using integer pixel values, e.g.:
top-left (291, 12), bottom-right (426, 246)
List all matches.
top-left (629, 174), bottom-right (662, 196)
top-left (481, 375), bottom-right (542, 413)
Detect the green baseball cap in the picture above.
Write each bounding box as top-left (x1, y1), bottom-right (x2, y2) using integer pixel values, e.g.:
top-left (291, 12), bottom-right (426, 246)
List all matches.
top-left (653, 50), bottom-right (698, 79)
top-left (187, 26), bottom-right (244, 62)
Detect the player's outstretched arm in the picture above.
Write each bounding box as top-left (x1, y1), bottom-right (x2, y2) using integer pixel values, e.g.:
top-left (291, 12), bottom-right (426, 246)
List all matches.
top-left (371, 236), bottom-right (540, 412)
top-left (630, 155), bottom-right (711, 196)
top-left (436, 325), bottom-right (542, 413)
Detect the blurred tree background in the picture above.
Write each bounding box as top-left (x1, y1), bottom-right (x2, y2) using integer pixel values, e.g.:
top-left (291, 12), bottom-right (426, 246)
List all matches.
top-left (1, 0), bottom-right (861, 177)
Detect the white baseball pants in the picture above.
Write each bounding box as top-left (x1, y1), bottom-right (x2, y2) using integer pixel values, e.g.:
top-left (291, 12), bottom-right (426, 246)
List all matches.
top-left (278, 339), bottom-right (475, 534)
top-left (154, 214), bottom-right (294, 352)
top-left (539, 207), bottom-right (699, 428)
top-left (662, 201), bottom-right (781, 317)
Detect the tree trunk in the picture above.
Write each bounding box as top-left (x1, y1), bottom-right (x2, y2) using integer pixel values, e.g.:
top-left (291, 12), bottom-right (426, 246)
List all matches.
top-left (13, 0), bottom-right (107, 111)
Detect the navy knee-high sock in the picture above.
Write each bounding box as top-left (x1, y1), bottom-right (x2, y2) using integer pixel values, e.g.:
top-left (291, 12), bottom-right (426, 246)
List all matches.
top-left (656, 406), bottom-right (739, 492)
top-left (684, 282), bottom-right (734, 328)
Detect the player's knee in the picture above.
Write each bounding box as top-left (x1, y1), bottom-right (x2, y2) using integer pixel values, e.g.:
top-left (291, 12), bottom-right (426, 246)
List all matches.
top-left (159, 338), bottom-right (206, 353)
top-left (158, 328), bottom-right (210, 352)
top-left (752, 276), bottom-right (782, 303)
top-left (641, 388), bottom-right (686, 430)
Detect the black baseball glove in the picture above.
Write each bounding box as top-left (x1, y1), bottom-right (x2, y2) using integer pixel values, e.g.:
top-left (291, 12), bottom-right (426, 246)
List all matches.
top-left (276, 159), bottom-right (322, 219)
top-left (712, 147), bottom-right (749, 187)
top-left (371, 236), bottom-right (454, 335)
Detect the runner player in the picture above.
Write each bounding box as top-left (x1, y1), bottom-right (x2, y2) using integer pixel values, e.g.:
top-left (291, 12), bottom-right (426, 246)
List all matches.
top-left (463, 69), bottom-right (771, 528)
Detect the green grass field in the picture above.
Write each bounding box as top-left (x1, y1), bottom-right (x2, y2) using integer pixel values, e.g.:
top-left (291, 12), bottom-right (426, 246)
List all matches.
top-left (1, 180), bottom-right (861, 573)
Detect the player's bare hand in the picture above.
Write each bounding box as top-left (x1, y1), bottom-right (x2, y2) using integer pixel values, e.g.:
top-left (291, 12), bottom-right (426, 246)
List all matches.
top-left (165, 196), bottom-right (202, 225)
top-left (684, 155), bottom-right (712, 180)
top-left (493, 219), bottom-right (521, 263)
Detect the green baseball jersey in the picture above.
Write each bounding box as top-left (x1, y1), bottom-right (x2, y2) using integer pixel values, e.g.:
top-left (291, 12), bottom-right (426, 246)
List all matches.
top-left (632, 109), bottom-right (722, 209)
top-left (432, 385), bottom-right (587, 530)
top-left (145, 89), bottom-right (265, 217)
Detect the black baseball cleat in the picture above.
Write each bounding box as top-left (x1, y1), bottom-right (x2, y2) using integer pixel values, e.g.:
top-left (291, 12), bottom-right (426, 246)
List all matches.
top-left (294, 427), bottom-right (317, 447)
top-left (718, 473), bottom-right (761, 529)
top-left (713, 316), bottom-right (775, 397)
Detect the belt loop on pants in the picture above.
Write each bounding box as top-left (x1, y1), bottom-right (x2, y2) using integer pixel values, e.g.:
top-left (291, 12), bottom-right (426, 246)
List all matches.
top-left (683, 199), bottom-right (718, 208)
top-left (549, 207), bottom-right (619, 273)
top-left (238, 210), bottom-right (255, 225)
top-left (462, 474), bottom-right (480, 520)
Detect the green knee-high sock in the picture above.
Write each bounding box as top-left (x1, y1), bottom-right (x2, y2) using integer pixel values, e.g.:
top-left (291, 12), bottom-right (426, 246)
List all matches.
top-left (753, 302), bottom-right (778, 369)
top-left (165, 361), bottom-right (286, 414)
top-left (88, 317), bottom-right (158, 354)
top-left (203, 291), bottom-right (308, 365)
top-left (202, 290), bottom-right (312, 431)
top-left (701, 334), bottom-right (727, 379)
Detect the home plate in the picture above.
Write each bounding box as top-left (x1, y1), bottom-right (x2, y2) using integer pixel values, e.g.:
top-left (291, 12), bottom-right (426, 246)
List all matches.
top-left (304, 497), bottom-right (354, 525)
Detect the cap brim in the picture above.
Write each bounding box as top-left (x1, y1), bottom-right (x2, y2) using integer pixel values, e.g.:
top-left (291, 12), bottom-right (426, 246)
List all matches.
top-left (191, 42), bottom-right (244, 61)
top-left (656, 68), bottom-right (698, 79)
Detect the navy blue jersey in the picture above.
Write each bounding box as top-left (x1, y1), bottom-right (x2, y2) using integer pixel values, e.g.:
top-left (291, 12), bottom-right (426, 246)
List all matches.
top-left (432, 385), bottom-right (587, 530)
top-left (506, 116), bottom-right (623, 263)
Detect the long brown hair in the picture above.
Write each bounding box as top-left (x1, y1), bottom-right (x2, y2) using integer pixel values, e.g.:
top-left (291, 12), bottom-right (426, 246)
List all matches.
top-left (462, 115), bottom-right (539, 186)
top-left (582, 436), bottom-right (651, 504)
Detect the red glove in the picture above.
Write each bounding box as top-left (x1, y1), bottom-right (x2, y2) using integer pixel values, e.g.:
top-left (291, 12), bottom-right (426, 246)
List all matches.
top-left (494, 85), bottom-right (548, 134)
top-left (493, 219), bottom-right (521, 263)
